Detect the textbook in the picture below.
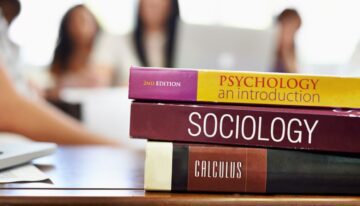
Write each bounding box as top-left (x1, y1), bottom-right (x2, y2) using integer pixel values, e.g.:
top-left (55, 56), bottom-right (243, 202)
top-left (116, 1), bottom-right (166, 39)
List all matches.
top-left (130, 102), bottom-right (360, 154)
top-left (128, 66), bottom-right (360, 108)
top-left (145, 141), bottom-right (360, 194)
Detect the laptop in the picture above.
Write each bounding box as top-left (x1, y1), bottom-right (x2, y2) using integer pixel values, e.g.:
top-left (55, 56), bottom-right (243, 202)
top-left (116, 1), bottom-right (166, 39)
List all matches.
top-left (174, 22), bottom-right (277, 72)
top-left (0, 142), bottom-right (57, 170)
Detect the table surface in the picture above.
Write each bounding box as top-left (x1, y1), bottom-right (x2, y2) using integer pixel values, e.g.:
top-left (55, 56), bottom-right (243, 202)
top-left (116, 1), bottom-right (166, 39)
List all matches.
top-left (1, 146), bottom-right (359, 206)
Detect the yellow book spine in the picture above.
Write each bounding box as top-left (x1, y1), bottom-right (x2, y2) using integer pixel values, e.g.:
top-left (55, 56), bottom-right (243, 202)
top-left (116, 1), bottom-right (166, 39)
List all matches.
top-left (197, 70), bottom-right (360, 108)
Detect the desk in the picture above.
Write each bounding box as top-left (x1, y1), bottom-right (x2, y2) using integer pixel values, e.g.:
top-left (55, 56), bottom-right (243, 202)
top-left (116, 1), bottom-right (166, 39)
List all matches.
top-left (0, 146), bottom-right (359, 205)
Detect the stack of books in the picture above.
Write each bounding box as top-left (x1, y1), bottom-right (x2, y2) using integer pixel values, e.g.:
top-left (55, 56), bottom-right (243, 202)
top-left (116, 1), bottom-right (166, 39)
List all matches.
top-left (128, 66), bottom-right (360, 194)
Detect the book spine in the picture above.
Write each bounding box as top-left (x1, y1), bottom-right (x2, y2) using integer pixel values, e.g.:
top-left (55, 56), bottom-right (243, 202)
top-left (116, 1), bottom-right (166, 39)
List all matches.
top-left (130, 102), bottom-right (360, 154)
top-left (145, 142), bottom-right (360, 194)
top-left (128, 66), bottom-right (360, 108)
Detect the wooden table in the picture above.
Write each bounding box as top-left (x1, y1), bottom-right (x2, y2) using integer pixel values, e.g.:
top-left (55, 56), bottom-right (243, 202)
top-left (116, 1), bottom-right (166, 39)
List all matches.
top-left (0, 146), bottom-right (359, 205)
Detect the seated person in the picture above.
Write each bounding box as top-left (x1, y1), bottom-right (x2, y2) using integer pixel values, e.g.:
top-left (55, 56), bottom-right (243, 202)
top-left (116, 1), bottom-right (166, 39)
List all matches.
top-left (47, 5), bottom-right (113, 100)
top-left (92, 0), bottom-right (180, 86)
top-left (0, 0), bottom-right (119, 145)
top-left (274, 9), bottom-right (302, 73)
top-left (133, 0), bottom-right (180, 68)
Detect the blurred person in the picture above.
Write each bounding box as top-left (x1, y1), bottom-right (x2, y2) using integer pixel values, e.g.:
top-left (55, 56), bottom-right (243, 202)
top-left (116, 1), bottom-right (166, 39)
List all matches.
top-left (0, 0), bottom-right (19, 24)
top-left (274, 8), bottom-right (302, 73)
top-left (91, 0), bottom-right (180, 85)
top-left (0, 1), bottom-right (120, 145)
top-left (47, 5), bottom-right (113, 100)
top-left (133, 0), bottom-right (180, 68)
top-left (1, 0), bottom-right (48, 98)
top-left (0, 0), bottom-right (21, 83)
top-left (0, 64), bottom-right (119, 145)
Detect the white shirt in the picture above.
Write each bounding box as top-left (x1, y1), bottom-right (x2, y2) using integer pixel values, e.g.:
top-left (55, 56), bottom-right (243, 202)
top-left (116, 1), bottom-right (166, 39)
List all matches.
top-left (0, 10), bottom-right (30, 95)
top-left (144, 31), bottom-right (166, 67)
top-left (91, 33), bottom-right (140, 85)
top-left (0, 10), bottom-right (20, 81)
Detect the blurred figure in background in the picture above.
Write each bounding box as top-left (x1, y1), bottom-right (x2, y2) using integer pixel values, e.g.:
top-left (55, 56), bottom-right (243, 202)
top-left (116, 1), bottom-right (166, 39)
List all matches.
top-left (92, 0), bottom-right (180, 85)
top-left (0, 1), bottom-right (119, 145)
top-left (0, 0), bottom-right (21, 83)
top-left (274, 8), bottom-right (302, 73)
top-left (47, 5), bottom-right (113, 100)
top-left (133, 0), bottom-right (179, 67)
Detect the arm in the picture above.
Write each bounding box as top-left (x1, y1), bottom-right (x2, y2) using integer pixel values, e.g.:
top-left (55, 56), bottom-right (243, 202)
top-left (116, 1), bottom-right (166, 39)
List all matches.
top-left (277, 29), bottom-right (298, 73)
top-left (280, 44), bottom-right (297, 73)
top-left (0, 65), bottom-right (121, 146)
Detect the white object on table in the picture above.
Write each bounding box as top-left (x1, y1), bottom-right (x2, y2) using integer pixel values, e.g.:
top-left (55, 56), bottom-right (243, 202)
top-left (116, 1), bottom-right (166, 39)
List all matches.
top-left (60, 87), bottom-right (146, 150)
top-left (0, 164), bottom-right (49, 183)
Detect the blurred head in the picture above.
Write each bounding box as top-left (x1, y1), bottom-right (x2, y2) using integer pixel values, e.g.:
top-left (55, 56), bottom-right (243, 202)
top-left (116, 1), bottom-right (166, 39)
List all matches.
top-left (62, 5), bottom-right (99, 45)
top-left (277, 9), bottom-right (302, 38)
top-left (0, 0), bottom-right (21, 25)
top-left (139, 0), bottom-right (172, 31)
top-left (134, 0), bottom-right (179, 67)
top-left (52, 5), bottom-right (100, 74)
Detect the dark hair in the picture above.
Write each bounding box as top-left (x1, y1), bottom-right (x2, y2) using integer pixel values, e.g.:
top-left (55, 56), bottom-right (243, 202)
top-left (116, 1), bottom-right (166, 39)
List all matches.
top-left (133, 0), bottom-right (179, 67)
top-left (277, 8), bottom-right (301, 25)
top-left (51, 5), bottom-right (100, 74)
top-left (0, 0), bottom-right (21, 23)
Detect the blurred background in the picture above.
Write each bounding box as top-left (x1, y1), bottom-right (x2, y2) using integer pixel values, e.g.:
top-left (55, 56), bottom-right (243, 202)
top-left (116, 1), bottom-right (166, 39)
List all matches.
top-left (1, 0), bottom-right (360, 147)
top-left (8, 0), bottom-right (360, 76)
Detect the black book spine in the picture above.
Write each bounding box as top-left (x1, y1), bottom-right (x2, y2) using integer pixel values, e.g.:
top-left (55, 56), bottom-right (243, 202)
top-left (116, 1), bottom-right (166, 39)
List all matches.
top-left (145, 142), bottom-right (360, 194)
